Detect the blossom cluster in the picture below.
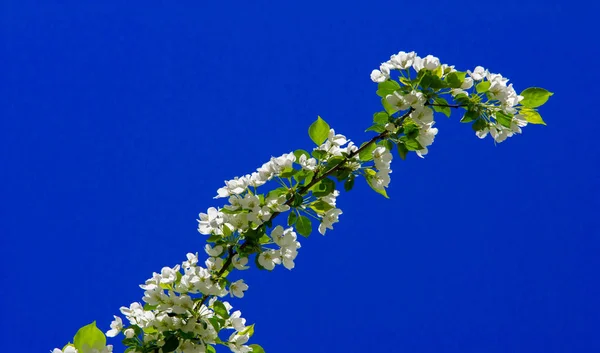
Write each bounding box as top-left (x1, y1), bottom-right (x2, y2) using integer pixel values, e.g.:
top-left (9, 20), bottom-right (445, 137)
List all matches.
top-left (104, 247), bottom-right (254, 353)
top-left (369, 50), bottom-right (549, 145)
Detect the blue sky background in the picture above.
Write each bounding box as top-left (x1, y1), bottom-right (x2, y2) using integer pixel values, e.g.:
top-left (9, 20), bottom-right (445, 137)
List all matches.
top-left (2, 1), bottom-right (599, 352)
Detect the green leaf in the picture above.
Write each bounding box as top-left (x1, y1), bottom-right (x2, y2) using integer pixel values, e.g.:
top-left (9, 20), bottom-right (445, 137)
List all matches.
top-left (206, 345), bottom-right (216, 353)
top-left (143, 303), bottom-right (157, 311)
top-left (377, 139), bottom-right (393, 152)
top-left (249, 344), bottom-right (266, 353)
top-left (73, 322), bottom-right (106, 353)
top-left (325, 156), bottom-right (345, 169)
top-left (212, 301), bottom-right (230, 319)
top-left (376, 80), bottom-right (401, 97)
top-left (373, 111), bottom-right (389, 125)
top-left (296, 215), bottom-right (312, 237)
top-left (520, 87), bottom-right (553, 108)
top-left (259, 234), bottom-right (271, 244)
top-left (365, 173), bottom-right (389, 198)
top-left (358, 142), bottom-right (377, 162)
top-left (397, 143), bottom-right (408, 160)
top-left (162, 335), bottom-right (179, 353)
top-left (344, 175), bottom-right (355, 192)
top-left (222, 223), bottom-right (233, 237)
top-left (311, 178), bottom-right (335, 197)
top-left (291, 194), bottom-right (303, 207)
top-left (420, 73), bottom-right (446, 89)
top-left (310, 200), bottom-right (334, 213)
top-left (308, 116), bottom-right (330, 145)
top-left (334, 168), bottom-right (351, 181)
top-left (365, 124), bottom-right (386, 133)
top-left (280, 167), bottom-right (297, 178)
top-left (240, 323), bottom-right (255, 338)
top-left (432, 97), bottom-right (451, 117)
top-left (403, 122), bottom-right (419, 139)
top-left (311, 149), bottom-right (327, 160)
top-left (460, 110), bottom-right (479, 123)
top-left (404, 138), bottom-right (423, 151)
top-left (293, 149), bottom-right (310, 161)
top-left (446, 71), bottom-right (466, 88)
top-left (475, 81), bottom-right (491, 93)
top-left (381, 97), bottom-right (399, 115)
top-left (495, 112), bottom-right (513, 128)
top-left (287, 212), bottom-right (297, 226)
top-left (472, 118), bottom-right (488, 132)
top-left (521, 108), bottom-right (546, 125)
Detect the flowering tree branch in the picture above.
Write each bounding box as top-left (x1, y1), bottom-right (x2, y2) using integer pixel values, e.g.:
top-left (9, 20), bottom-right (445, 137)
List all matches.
top-left (52, 51), bottom-right (552, 353)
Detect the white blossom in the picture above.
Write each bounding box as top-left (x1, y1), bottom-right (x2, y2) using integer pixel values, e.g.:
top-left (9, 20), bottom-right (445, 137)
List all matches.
top-left (318, 208), bottom-right (343, 235)
top-left (197, 207), bottom-right (224, 235)
top-left (468, 66), bottom-right (486, 81)
top-left (124, 328), bottom-right (135, 339)
top-left (232, 254), bottom-right (250, 270)
top-left (422, 55), bottom-right (441, 70)
top-left (106, 315), bottom-right (122, 337)
top-left (389, 51), bottom-right (416, 69)
top-left (205, 244), bottom-right (223, 257)
top-left (370, 63), bottom-right (392, 83)
top-left (258, 250), bottom-right (281, 270)
top-left (230, 279), bottom-right (249, 298)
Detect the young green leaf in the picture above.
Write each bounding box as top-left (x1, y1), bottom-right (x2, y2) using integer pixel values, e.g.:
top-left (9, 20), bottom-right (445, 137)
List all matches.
top-left (381, 97), bottom-right (399, 115)
top-left (377, 139), bottom-right (393, 152)
top-left (212, 301), bottom-right (230, 319)
top-left (249, 344), bottom-right (266, 353)
top-left (358, 142), bottom-right (377, 161)
top-left (293, 149), bottom-right (310, 161)
top-left (376, 80), bottom-right (401, 97)
top-left (365, 173), bottom-right (389, 198)
top-left (404, 138), bottom-right (423, 151)
top-left (432, 97), bottom-right (451, 117)
top-left (311, 178), bottom-right (335, 197)
top-left (475, 81), bottom-right (491, 93)
top-left (460, 110), bottom-right (479, 123)
top-left (310, 200), bottom-right (334, 213)
top-left (373, 111), bottom-right (389, 125)
top-left (296, 215), bottom-right (312, 237)
top-left (446, 71), bottom-right (466, 88)
top-left (308, 116), bottom-right (330, 145)
top-left (495, 112), bottom-right (513, 128)
top-left (73, 322), bottom-right (106, 353)
top-left (521, 108), bottom-right (546, 125)
top-left (520, 87), bottom-right (553, 108)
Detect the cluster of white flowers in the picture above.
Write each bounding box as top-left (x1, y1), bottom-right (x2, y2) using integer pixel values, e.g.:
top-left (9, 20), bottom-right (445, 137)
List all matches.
top-left (215, 152), bottom-right (296, 199)
top-left (460, 66), bottom-right (528, 143)
top-left (371, 51), bottom-right (531, 145)
top-left (371, 51), bottom-right (441, 157)
top-left (371, 51), bottom-right (443, 83)
top-left (103, 247), bottom-right (253, 353)
top-left (371, 146), bottom-right (393, 190)
top-left (198, 191), bottom-right (291, 237)
top-left (258, 225), bottom-right (301, 270)
top-left (317, 190), bottom-right (342, 235)
top-left (475, 113), bottom-right (528, 143)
